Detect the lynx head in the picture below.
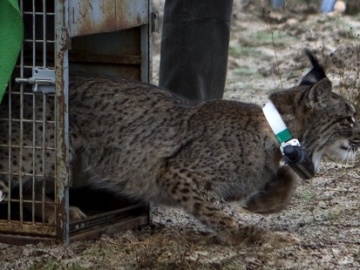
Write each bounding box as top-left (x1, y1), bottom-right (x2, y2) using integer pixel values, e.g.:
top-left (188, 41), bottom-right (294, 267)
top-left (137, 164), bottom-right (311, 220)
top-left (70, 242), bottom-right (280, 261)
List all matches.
top-left (271, 50), bottom-right (357, 172)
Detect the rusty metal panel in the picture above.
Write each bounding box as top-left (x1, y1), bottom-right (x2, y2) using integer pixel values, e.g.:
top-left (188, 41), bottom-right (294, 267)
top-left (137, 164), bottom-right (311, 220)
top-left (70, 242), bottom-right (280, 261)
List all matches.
top-left (70, 28), bottom-right (142, 79)
top-left (0, 204), bottom-right (149, 245)
top-left (69, 0), bottom-right (149, 37)
top-left (54, 0), bottom-right (71, 244)
top-left (0, 221), bottom-right (55, 236)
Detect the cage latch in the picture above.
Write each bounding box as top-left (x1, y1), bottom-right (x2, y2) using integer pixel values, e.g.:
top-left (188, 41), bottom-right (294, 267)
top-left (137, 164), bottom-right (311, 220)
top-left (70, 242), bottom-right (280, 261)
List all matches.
top-left (15, 67), bottom-right (55, 94)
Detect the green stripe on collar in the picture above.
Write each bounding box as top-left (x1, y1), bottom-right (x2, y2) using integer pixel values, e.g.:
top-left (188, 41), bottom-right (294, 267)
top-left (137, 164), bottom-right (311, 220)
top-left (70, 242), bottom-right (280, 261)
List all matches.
top-left (275, 129), bottom-right (292, 143)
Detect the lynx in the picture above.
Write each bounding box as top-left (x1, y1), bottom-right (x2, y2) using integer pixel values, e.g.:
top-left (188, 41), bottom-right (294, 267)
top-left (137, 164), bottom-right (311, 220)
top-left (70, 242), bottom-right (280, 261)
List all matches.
top-left (0, 50), bottom-right (357, 243)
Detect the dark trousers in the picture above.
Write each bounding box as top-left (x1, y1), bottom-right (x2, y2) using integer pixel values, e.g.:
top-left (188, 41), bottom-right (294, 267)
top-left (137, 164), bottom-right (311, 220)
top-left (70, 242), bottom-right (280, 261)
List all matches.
top-left (159, 0), bottom-right (234, 104)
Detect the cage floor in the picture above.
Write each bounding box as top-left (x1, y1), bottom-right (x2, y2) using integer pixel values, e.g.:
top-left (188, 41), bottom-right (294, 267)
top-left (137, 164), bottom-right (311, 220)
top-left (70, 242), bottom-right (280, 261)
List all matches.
top-left (0, 188), bottom-right (150, 244)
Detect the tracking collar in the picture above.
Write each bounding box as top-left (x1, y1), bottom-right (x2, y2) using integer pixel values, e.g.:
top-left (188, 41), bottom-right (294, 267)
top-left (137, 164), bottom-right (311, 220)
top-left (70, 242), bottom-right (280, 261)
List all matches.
top-left (262, 101), bottom-right (315, 179)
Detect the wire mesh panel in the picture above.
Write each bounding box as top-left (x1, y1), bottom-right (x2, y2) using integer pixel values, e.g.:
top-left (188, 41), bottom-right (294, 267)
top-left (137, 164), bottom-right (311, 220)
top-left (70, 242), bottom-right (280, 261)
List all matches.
top-left (0, 0), bottom-right (58, 239)
top-left (0, 0), bottom-right (152, 244)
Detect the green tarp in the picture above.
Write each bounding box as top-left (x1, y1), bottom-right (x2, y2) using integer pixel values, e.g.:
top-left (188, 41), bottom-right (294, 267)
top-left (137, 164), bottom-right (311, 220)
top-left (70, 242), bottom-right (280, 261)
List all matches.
top-left (0, 0), bottom-right (23, 103)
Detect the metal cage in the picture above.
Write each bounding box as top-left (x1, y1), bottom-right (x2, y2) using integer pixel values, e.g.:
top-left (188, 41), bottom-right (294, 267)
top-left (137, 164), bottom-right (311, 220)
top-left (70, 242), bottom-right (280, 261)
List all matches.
top-left (0, 0), bottom-right (152, 244)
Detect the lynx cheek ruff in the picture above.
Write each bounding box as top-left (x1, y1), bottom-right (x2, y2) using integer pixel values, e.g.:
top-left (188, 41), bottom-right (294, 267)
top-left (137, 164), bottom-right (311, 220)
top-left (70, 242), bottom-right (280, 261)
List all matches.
top-left (263, 101), bottom-right (315, 179)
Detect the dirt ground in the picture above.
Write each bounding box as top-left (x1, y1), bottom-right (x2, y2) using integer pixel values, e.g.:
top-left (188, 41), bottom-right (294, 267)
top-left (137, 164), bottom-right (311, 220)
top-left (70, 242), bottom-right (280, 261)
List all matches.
top-left (1, 1), bottom-right (359, 269)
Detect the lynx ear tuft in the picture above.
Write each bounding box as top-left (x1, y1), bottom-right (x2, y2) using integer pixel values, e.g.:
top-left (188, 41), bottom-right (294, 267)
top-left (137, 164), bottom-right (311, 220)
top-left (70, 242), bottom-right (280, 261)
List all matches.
top-left (305, 78), bottom-right (332, 109)
top-left (300, 49), bottom-right (327, 86)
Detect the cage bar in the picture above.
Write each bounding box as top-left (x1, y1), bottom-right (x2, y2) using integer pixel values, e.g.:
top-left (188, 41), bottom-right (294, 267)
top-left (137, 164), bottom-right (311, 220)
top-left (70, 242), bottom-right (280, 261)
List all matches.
top-left (0, 0), bottom-right (152, 244)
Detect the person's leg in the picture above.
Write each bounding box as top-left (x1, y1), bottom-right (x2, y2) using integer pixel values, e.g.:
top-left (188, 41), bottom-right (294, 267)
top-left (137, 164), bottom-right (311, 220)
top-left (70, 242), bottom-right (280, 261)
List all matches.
top-left (320, 0), bottom-right (336, 13)
top-left (159, 0), bottom-right (233, 103)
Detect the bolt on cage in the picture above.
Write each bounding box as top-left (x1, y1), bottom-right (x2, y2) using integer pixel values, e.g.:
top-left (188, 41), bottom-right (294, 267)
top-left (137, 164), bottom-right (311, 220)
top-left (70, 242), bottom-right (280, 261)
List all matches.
top-left (0, 0), bottom-right (152, 244)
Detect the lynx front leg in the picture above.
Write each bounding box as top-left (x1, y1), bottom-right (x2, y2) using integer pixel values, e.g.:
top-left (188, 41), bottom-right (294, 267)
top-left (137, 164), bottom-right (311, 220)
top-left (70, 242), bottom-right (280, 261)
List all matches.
top-left (23, 184), bottom-right (87, 223)
top-left (242, 166), bottom-right (300, 214)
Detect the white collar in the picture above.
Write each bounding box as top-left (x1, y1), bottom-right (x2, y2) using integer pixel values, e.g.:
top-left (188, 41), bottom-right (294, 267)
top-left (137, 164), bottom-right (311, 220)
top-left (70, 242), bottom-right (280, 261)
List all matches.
top-left (262, 101), bottom-right (292, 143)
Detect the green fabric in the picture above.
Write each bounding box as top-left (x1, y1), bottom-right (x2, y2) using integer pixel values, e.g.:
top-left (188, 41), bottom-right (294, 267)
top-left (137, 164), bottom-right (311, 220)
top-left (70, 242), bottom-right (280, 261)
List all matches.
top-left (0, 0), bottom-right (23, 103)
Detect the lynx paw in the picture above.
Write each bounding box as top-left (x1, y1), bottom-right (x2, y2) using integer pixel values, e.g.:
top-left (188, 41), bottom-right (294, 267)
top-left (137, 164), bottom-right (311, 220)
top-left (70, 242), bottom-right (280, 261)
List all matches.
top-left (0, 181), bottom-right (9, 202)
top-left (241, 193), bottom-right (287, 214)
top-left (264, 231), bottom-right (300, 244)
top-left (215, 225), bottom-right (255, 245)
top-left (215, 226), bottom-right (299, 246)
top-left (46, 206), bottom-right (87, 224)
top-left (69, 206), bottom-right (87, 222)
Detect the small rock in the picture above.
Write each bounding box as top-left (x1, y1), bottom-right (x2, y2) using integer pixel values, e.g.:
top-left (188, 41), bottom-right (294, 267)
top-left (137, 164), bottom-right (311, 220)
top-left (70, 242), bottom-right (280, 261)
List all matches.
top-left (286, 18), bottom-right (298, 26)
top-left (318, 201), bottom-right (327, 209)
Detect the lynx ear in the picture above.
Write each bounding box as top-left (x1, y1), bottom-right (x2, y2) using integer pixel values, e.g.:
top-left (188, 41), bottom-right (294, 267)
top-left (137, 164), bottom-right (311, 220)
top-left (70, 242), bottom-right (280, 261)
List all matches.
top-left (300, 49), bottom-right (326, 86)
top-left (305, 78), bottom-right (332, 109)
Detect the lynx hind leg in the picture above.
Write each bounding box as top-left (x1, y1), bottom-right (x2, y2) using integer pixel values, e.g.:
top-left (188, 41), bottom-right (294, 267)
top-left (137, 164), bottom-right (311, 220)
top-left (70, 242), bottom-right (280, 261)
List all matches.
top-left (160, 166), bottom-right (299, 245)
top-left (159, 168), bottom-right (238, 233)
top-left (242, 166), bottom-right (300, 214)
top-left (159, 167), bottom-right (297, 245)
top-left (159, 166), bottom-right (265, 244)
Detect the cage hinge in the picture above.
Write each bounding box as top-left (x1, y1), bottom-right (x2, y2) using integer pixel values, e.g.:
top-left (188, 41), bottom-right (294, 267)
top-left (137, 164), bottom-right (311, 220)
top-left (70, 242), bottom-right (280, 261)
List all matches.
top-left (15, 67), bottom-right (55, 94)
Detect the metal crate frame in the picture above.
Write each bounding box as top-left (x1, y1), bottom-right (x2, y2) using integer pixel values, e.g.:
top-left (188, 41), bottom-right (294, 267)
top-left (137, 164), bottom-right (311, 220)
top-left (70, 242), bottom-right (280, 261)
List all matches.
top-left (0, 0), bottom-right (152, 244)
